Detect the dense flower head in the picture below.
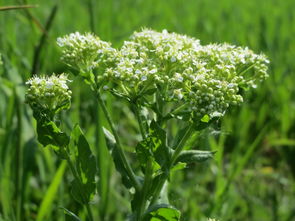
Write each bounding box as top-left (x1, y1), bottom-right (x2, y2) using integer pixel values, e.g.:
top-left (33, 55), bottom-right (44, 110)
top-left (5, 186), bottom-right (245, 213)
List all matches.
top-left (25, 74), bottom-right (72, 116)
top-left (103, 41), bottom-right (158, 89)
top-left (56, 29), bottom-right (269, 121)
top-left (131, 29), bottom-right (201, 63)
top-left (57, 32), bottom-right (117, 72)
top-left (103, 28), bottom-right (269, 119)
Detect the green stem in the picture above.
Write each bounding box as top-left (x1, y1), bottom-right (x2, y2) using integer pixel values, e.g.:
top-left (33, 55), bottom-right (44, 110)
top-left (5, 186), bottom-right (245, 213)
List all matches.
top-left (170, 123), bottom-right (195, 166)
top-left (96, 92), bottom-right (141, 191)
top-left (148, 173), bottom-right (166, 206)
top-left (65, 150), bottom-right (94, 221)
top-left (149, 123), bottom-right (194, 206)
top-left (133, 102), bottom-right (146, 139)
top-left (136, 158), bottom-right (153, 221)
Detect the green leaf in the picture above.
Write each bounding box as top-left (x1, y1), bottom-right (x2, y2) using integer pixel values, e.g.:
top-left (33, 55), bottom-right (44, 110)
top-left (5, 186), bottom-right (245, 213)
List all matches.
top-left (36, 120), bottom-right (69, 153)
top-left (171, 162), bottom-right (187, 172)
top-left (171, 125), bottom-right (192, 148)
top-left (144, 204), bottom-right (181, 221)
top-left (193, 113), bottom-right (220, 130)
top-left (175, 150), bottom-right (216, 164)
top-left (102, 127), bottom-right (133, 188)
top-left (70, 124), bottom-right (97, 204)
top-left (201, 114), bottom-right (210, 123)
top-left (136, 121), bottom-right (170, 173)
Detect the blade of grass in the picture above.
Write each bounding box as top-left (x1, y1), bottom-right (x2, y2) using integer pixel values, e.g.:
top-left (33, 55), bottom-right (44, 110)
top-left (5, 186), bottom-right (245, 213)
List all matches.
top-left (14, 92), bottom-right (23, 221)
top-left (36, 161), bottom-right (67, 221)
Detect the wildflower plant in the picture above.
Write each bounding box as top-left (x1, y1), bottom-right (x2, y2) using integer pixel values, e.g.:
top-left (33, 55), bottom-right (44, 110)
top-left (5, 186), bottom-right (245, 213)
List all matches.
top-left (26, 28), bottom-right (269, 221)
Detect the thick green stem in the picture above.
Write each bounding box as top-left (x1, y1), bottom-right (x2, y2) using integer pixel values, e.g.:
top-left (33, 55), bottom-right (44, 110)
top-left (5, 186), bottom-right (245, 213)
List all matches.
top-left (149, 123), bottom-right (194, 206)
top-left (96, 92), bottom-right (141, 191)
top-left (65, 151), bottom-right (94, 221)
top-left (136, 158), bottom-right (153, 221)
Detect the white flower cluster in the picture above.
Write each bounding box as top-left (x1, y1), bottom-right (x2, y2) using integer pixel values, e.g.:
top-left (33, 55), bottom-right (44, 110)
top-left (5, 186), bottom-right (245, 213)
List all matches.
top-left (56, 29), bottom-right (269, 119)
top-left (25, 74), bottom-right (72, 115)
top-left (57, 32), bottom-right (117, 72)
top-left (105, 29), bottom-right (269, 118)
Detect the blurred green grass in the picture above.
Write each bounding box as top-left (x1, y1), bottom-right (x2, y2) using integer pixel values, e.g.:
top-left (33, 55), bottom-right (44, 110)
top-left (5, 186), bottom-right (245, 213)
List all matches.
top-left (0, 0), bottom-right (295, 220)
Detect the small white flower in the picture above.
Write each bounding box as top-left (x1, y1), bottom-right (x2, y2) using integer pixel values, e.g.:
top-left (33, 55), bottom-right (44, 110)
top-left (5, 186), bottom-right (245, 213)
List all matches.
top-left (135, 69), bottom-right (142, 74)
top-left (149, 69), bottom-right (157, 74)
top-left (45, 81), bottom-right (54, 89)
top-left (170, 57), bottom-right (176, 62)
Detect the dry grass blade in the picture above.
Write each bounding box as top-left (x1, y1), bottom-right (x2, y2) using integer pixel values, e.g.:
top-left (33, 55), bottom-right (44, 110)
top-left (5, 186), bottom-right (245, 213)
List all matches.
top-left (0, 5), bottom-right (38, 11)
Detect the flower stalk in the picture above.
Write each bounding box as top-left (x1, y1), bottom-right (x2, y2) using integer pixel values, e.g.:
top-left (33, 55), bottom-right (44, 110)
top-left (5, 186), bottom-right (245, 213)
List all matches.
top-left (96, 91), bottom-right (141, 192)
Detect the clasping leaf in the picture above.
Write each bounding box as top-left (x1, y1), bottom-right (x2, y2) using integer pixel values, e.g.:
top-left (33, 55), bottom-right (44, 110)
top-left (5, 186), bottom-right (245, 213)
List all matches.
top-left (69, 124), bottom-right (97, 204)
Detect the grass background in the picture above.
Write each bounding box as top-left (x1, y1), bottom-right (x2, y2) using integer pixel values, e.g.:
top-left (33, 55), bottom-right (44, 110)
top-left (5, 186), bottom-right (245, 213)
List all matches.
top-left (0, 0), bottom-right (295, 220)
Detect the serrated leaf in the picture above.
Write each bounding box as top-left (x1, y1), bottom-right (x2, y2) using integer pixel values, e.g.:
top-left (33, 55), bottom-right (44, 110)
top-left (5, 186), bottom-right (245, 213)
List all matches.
top-left (175, 150), bottom-right (216, 164)
top-left (70, 124), bottom-right (97, 204)
top-left (144, 204), bottom-right (181, 221)
top-left (136, 121), bottom-right (170, 173)
top-left (102, 127), bottom-right (132, 188)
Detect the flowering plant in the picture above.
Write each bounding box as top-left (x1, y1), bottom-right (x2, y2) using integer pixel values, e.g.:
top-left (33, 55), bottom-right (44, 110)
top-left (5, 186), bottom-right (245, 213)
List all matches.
top-left (26, 29), bottom-right (269, 221)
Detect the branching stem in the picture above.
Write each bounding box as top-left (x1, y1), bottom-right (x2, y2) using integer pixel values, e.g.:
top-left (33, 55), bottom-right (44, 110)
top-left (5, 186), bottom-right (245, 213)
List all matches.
top-left (149, 123), bottom-right (194, 206)
top-left (96, 92), bottom-right (141, 191)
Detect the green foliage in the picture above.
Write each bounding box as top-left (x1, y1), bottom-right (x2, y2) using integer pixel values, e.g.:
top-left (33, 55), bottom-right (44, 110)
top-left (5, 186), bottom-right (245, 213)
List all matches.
top-left (36, 161), bottom-right (67, 221)
top-left (136, 121), bottom-right (170, 173)
top-left (69, 124), bottom-right (97, 204)
top-left (1, 0), bottom-right (295, 221)
top-left (175, 150), bottom-right (216, 164)
top-left (103, 127), bottom-right (133, 188)
top-left (36, 120), bottom-right (69, 153)
top-left (144, 205), bottom-right (181, 221)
